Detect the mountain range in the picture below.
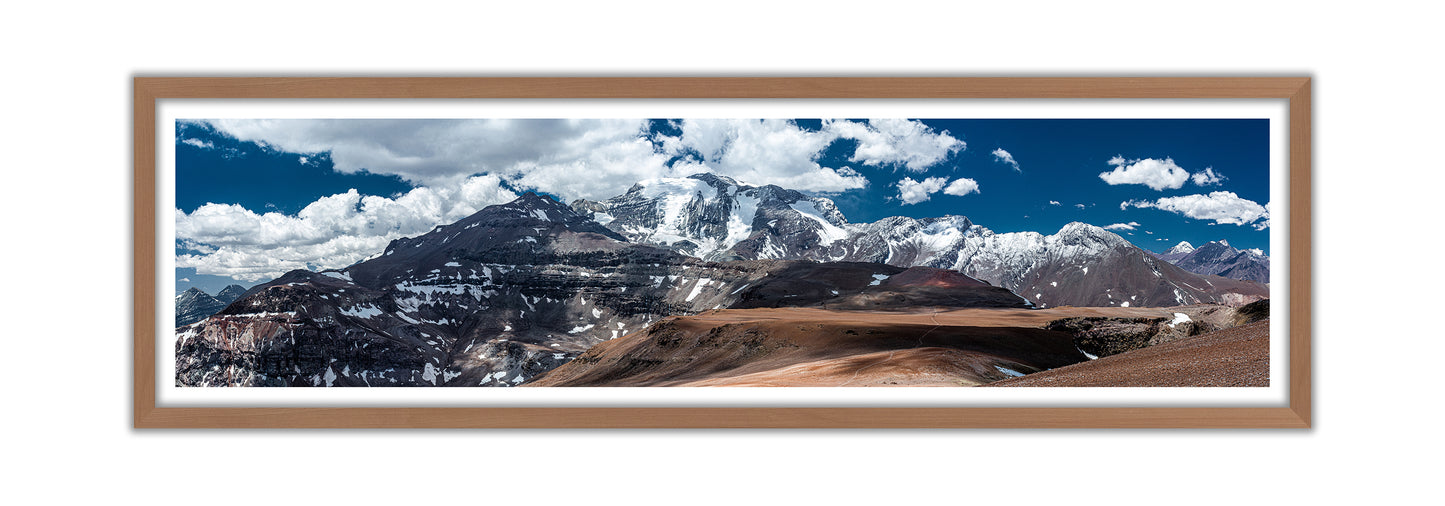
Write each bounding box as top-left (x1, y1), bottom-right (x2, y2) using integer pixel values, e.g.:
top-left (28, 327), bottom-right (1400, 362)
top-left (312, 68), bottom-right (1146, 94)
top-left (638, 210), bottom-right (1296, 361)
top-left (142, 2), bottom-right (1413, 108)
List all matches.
top-left (175, 192), bottom-right (1029, 386)
top-left (1152, 240), bottom-right (1271, 283)
top-left (175, 173), bottom-right (1268, 387)
top-left (574, 174), bottom-right (1266, 308)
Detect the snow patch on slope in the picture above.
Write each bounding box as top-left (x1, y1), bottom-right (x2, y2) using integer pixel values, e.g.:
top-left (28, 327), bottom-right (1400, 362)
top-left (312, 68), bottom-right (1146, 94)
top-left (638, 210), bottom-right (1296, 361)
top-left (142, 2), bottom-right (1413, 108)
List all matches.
top-left (791, 200), bottom-right (849, 245)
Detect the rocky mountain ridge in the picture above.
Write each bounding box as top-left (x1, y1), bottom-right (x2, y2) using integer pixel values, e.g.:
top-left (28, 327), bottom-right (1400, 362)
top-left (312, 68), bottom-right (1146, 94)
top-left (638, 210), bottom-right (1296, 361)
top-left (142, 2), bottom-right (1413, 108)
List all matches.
top-left (176, 174), bottom-right (1268, 387)
top-left (176, 192), bottom-right (1022, 387)
top-left (579, 173), bottom-right (1267, 308)
top-left (1153, 240), bottom-right (1270, 283)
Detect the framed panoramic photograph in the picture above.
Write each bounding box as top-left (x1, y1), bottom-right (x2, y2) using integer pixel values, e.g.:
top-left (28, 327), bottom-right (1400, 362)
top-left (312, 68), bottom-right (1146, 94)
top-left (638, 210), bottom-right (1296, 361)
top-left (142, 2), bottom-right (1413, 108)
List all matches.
top-left (134, 77), bottom-right (1311, 428)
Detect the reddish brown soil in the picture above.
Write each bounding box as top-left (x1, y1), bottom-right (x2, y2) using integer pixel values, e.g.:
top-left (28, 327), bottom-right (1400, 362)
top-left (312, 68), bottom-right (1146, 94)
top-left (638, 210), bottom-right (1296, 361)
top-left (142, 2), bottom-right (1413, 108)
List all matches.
top-left (984, 319), bottom-right (1271, 387)
top-left (526, 306), bottom-right (1182, 387)
top-left (881, 266), bottom-right (990, 288)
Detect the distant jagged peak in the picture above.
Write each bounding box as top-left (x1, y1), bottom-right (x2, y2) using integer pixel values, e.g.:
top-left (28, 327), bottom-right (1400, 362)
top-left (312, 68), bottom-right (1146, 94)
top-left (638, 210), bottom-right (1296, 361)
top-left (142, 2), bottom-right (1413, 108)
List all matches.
top-left (1166, 241), bottom-right (1196, 255)
top-left (176, 286), bottom-right (211, 300)
top-left (215, 284), bottom-right (249, 304)
top-left (1196, 239), bottom-right (1240, 256)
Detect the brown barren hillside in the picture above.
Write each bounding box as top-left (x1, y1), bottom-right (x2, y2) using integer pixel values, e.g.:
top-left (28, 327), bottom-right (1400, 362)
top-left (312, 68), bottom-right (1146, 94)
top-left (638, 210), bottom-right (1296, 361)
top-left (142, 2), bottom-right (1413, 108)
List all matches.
top-left (526, 306), bottom-right (1184, 387)
top-left (984, 319), bottom-right (1271, 387)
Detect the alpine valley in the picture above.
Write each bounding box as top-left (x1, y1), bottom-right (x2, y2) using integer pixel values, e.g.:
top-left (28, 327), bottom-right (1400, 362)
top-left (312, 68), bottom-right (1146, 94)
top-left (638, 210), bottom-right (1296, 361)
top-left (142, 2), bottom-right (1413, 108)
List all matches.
top-left (176, 173), bottom-right (1270, 387)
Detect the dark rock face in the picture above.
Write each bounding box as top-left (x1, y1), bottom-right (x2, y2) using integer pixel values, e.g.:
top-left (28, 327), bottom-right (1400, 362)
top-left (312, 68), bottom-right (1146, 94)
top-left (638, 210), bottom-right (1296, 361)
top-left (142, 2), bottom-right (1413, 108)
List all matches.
top-left (175, 192), bottom-right (1014, 387)
top-left (1042, 299), bottom-right (1273, 359)
top-left (1161, 240), bottom-right (1271, 283)
top-left (1040, 300), bottom-right (1270, 364)
top-left (729, 264), bottom-right (1029, 311)
top-left (1046, 316), bottom-right (1176, 358)
top-left (1233, 298), bottom-right (1271, 326)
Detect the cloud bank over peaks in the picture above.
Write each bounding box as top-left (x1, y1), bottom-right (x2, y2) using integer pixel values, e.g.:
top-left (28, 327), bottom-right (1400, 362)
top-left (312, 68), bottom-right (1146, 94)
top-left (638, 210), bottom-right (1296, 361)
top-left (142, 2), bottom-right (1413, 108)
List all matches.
top-left (660, 119), bottom-right (867, 195)
top-left (180, 118), bottom-right (976, 283)
top-left (822, 118), bottom-right (965, 172)
top-left (175, 174), bottom-right (517, 281)
top-left (1121, 191), bottom-right (1270, 229)
top-left (200, 118), bottom-right (965, 202)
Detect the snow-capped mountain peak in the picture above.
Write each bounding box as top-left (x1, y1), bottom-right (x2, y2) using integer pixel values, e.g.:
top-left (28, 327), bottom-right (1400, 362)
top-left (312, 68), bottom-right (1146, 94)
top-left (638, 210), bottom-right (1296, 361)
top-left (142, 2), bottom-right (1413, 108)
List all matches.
top-left (1052, 222), bottom-right (1127, 251)
top-left (587, 172), bottom-right (848, 260)
top-left (565, 175), bottom-right (1267, 305)
top-left (1165, 241), bottom-right (1195, 255)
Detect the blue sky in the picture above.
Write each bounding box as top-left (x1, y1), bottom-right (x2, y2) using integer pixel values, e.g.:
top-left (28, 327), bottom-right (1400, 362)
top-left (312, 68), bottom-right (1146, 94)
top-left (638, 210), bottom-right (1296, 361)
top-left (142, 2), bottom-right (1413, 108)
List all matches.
top-left (175, 118), bottom-right (1271, 295)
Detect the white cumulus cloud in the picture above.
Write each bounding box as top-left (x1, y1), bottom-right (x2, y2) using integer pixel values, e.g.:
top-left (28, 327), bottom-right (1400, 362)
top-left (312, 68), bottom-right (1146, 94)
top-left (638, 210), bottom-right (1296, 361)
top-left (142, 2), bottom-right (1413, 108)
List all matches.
top-left (1191, 167), bottom-right (1226, 186)
top-left (823, 119), bottom-right (964, 172)
top-left (175, 175), bottom-right (517, 281)
top-left (1252, 201), bottom-right (1273, 230)
top-left (1048, 200), bottom-right (1061, 206)
top-left (1098, 156), bottom-right (1191, 191)
top-left (942, 178), bottom-right (980, 196)
top-left (1103, 222), bottom-right (1141, 231)
top-left (204, 118), bottom-right (684, 201)
top-left (895, 177), bottom-right (950, 205)
top-left (1122, 191), bottom-right (1270, 228)
top-left (992, 148), bottom-right (1020, 172)
top-left (202, 118), bottom-right (883, 201)
top-left (180, 118), bottom-right (975, 282)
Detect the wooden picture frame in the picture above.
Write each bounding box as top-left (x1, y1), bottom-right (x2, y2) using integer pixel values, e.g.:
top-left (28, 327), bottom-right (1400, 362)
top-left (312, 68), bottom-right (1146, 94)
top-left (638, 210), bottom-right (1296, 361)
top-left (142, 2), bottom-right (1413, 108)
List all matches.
top-left (134, 77), bottom-right (1311, 428)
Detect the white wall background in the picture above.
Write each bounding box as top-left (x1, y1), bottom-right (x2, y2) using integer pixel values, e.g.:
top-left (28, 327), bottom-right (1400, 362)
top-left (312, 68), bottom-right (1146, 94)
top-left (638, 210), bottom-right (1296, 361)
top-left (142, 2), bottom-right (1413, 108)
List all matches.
top-left (1, 1), bottom-right (1435, 503)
